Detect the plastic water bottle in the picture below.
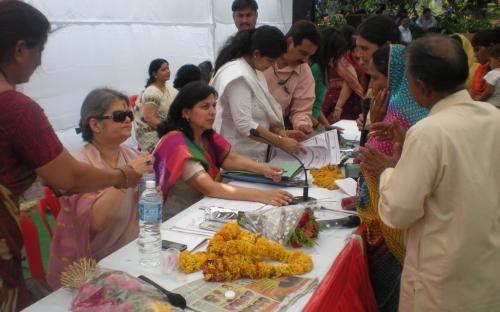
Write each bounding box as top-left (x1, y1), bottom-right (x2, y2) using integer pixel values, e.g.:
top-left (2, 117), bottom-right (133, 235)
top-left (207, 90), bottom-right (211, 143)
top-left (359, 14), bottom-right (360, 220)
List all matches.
top-left (138, 180), bottom-right (162, 268)
top-left (138, 172), bottom-right (156, 197)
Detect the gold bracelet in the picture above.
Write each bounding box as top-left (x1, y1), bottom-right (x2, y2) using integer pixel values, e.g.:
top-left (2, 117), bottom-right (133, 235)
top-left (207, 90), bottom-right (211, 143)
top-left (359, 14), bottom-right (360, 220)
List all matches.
top-left (334, 107), bottom-right (343, 112)
top-left (115, 167), bottom-right (128, 188)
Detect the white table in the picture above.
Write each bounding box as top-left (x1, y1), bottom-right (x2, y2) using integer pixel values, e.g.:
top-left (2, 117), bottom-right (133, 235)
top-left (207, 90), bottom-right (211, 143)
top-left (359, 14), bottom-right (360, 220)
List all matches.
top-left (23, 182), bottom-right (354, 311)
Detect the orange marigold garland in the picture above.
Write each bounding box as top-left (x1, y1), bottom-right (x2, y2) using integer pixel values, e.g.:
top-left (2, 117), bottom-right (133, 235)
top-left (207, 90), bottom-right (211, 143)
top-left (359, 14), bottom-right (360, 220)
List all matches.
top-left (179, 222), bottom-right (313, 282)
top-left (310, 164), bottom-right (343, 190)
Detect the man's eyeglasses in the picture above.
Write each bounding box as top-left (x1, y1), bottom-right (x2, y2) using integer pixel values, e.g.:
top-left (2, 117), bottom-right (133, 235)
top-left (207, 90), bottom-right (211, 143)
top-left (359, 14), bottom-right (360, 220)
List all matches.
top-left (93, 110), bottom-right (134, 123)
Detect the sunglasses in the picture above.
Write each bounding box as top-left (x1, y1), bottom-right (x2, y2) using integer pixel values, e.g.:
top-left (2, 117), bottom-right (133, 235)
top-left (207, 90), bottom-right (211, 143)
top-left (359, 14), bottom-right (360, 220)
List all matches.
top-left (93, 110), bottom-right (134, 123)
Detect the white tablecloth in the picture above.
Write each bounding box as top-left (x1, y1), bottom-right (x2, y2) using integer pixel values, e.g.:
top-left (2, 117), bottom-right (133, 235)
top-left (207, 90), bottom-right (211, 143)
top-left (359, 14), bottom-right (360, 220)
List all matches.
top-left (23, 182), bottom-right (354, 311)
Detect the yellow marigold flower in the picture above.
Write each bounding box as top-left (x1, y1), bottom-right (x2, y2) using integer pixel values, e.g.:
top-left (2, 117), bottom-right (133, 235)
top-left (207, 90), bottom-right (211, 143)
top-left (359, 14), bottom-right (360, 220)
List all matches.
top-left (178, 222), bottom-right (313, 281)
top-left (310, 164), bottom-right (344, 190)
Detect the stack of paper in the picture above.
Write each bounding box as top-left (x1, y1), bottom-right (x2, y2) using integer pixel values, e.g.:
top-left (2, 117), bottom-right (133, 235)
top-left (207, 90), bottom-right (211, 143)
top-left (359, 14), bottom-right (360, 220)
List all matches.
top-left (269, 129), bottom-right (341, 168)
top-left (332, 120), bottom-right (361, 142)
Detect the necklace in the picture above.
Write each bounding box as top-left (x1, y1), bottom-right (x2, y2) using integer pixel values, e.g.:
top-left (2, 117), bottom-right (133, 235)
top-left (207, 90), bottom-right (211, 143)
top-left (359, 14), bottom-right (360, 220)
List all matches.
top-left (272, 66), bottom-right (293, 95)
top-left (92, 143), bottom-right (124, 168)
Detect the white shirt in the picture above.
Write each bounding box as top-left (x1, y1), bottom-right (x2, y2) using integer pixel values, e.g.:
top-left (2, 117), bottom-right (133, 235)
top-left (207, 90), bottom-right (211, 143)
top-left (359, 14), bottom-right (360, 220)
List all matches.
top-left (217, 76), bottom-right (271, 161)
top-left (378, 90), bottom-right (500, 311)
top-left (483, 68), bottom-right (500, 107)
top-left (399, 25), bottom-right (412, 44)
top-left (416, 15), bottom-right (437, 30)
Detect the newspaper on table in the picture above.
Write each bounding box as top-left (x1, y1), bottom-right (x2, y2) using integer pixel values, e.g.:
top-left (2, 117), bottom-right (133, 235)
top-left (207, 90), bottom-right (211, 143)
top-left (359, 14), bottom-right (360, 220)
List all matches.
top-left (173, 276), bottom-right (318, 312)
top-left (268, 129), bottom-right (341, 169)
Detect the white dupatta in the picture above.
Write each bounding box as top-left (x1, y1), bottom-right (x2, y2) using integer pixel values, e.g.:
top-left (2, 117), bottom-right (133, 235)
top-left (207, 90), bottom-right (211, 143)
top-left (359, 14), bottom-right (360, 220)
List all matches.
top-left (211, 57), bottom-right (284, 131)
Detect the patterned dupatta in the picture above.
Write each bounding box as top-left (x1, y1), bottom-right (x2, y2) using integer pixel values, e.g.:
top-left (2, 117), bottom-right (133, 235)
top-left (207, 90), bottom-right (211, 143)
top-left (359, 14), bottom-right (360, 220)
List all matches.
top-left (367, 44), bottom-right (429, 156)
top-left (357, 44), bottom-right (429, 264)
top-left (154, 131), bottom-right (231, 196)
top-left (0, 186), bottom-right (29, 310)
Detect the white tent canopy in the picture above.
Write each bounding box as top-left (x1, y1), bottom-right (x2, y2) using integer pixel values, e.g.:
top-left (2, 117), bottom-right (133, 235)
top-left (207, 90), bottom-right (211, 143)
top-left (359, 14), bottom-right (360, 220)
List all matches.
top-left (21, 0), bottom-right (292, 148)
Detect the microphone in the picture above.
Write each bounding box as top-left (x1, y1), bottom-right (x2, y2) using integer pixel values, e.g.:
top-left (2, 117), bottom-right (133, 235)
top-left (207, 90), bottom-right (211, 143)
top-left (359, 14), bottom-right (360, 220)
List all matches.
top-left (359, 98), bottom-right (371, 147)
top-left (250, 128), bottom-right (314, 204)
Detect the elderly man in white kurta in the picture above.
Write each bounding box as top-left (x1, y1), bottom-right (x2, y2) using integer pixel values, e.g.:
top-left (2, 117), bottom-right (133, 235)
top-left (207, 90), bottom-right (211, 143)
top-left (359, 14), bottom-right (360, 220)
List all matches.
top-left (364, 36), bottom-right (500, 311)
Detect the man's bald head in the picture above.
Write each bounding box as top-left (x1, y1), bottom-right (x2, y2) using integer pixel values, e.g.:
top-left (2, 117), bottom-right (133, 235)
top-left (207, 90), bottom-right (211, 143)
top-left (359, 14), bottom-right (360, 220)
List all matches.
top-left (406, 35), bottom-right (468, 92)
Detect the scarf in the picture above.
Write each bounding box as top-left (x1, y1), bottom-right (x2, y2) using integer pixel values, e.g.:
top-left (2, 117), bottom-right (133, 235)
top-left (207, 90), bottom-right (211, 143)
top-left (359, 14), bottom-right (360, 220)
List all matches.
top-left (211, 57), bottom-right (284, 131)
top-left (367, 44), bottom-right (429, 156)
top-left (453, 33), bottom-right (480, 90)
top-left (154, 131), bottom-right (231, 196)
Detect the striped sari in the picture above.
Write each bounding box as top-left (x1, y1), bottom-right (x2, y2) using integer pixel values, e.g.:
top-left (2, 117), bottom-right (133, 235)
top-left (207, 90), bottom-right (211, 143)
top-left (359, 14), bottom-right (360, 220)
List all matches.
top-left (154, 130), bottom-right (231, 197)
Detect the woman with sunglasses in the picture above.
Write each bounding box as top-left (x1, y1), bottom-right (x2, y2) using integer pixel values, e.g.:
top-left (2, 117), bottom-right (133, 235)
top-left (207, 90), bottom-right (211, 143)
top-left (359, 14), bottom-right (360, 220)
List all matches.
top-left (155, 81), bottom-right (294, 220)
top-left (134, 58), bottom-right (178, 152)
top-left (48, 88), bottom-right (150, 289)
top-left (0, 2), bottom-right (152, 309)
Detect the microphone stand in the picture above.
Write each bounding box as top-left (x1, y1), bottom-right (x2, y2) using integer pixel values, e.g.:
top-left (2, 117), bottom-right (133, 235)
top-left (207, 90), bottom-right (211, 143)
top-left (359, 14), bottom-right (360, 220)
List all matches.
top-left (359, 98), bottom-right (371, 147)
top-left (250, 128), bottom-right (315, 205)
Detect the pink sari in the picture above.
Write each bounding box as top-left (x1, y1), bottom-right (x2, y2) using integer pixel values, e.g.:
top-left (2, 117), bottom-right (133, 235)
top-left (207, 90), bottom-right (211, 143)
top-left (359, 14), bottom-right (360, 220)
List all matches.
top-left (47, 144), bottom-right (139, 289)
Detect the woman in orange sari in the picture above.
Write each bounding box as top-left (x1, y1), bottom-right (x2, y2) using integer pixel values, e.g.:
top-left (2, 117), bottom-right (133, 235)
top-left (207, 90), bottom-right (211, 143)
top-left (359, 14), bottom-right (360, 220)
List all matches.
top-left (470, 28), bottom-right (500, 99)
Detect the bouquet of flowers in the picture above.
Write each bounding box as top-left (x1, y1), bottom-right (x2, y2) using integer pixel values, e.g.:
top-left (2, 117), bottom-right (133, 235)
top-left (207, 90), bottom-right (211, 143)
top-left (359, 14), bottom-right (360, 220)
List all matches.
top-left (60, 259), bottom-right (175, 312)
top-left (237, 201), bottom-right (321, 248)
top-left (288, 208), bottom-right (321, 248)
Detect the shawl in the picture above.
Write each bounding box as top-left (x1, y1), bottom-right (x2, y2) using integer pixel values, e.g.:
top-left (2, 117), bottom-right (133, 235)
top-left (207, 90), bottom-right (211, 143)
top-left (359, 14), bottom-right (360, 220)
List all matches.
top-left (211, 57), bottom-right (284, 131)
top-left (47, 144), bottom-right (139, 288)
top-left (154, 131), bottom-right (231, 197)
top-left (357, 44), bottom-right (429, 263)
top-left (453, 33), bottom-right (480, 90)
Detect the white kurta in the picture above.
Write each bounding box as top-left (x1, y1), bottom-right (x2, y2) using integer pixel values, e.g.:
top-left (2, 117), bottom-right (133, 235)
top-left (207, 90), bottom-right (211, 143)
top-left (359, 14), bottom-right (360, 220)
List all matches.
top-left (378, 90), bottom-right (500, 311)
top-left (212, 58), bottom-right (284, 162)
top-left (217, 77), bottom-right (271, 161)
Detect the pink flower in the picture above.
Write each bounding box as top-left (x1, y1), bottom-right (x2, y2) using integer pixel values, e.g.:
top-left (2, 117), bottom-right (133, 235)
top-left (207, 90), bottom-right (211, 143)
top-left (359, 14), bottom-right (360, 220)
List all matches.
top-left (117, 279), bottom-right (142, 292)
top-left (116, 303), bottom-right (136, 312)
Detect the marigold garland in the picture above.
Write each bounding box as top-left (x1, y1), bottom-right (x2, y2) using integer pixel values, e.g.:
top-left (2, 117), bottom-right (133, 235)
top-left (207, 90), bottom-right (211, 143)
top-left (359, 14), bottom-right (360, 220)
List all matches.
top-left (310, 164), bottom-right (343, 190)
top-left (179, 222), bottom-right (313, 282)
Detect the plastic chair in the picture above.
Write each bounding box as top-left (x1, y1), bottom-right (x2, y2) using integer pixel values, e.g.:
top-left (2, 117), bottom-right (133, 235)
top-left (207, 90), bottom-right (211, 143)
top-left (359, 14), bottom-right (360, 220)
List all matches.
top-left (19, 212), bottom-right (46, 281)
top-left (43, 186), bottom-right (60, 218)
top-left (36, 198), bottom-right (53, 238)
top-left (303, 225), bottom-right (378, 312)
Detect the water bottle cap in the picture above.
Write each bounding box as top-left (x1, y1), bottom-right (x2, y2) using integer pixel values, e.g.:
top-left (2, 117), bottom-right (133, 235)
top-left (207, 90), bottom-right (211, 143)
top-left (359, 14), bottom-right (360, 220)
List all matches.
top-left (145, 180), bottom-right (156, 189)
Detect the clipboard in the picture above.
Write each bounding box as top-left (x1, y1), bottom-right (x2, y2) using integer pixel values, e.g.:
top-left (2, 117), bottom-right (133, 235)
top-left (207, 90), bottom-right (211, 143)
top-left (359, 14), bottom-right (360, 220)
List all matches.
top-left (221, 171), bottom-right (304, 187)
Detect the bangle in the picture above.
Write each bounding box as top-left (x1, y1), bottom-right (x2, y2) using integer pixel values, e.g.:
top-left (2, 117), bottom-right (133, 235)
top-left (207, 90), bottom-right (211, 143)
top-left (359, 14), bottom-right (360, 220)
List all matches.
top-left (115, 167), bottom-right (128, 188)
top-left (334, 107), bottom-right (343, 112)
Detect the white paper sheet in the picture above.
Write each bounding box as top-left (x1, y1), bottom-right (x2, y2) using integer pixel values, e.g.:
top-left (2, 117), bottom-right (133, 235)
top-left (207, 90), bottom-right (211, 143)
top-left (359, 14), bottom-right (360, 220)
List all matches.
top-left (269, 130), bottom-right (341, 168)
top-left (332, 120), bottom-right (361, 142)
top-left (335, 178), bottom-right (358, 196)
